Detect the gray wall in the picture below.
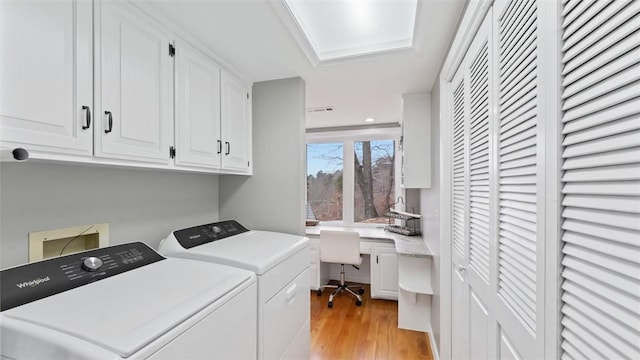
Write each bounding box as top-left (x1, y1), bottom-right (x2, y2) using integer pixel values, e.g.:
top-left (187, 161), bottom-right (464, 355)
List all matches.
top-left (219, 77), bottom-right (305, 235)
top-left (421, 80), bottom-right (441, 349)
top-left (0, 162), bottom-right (219, 268)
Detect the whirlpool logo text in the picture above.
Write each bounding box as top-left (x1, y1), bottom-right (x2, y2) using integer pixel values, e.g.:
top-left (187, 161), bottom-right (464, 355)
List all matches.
top-left (16, 276), bottom-right (51, 289)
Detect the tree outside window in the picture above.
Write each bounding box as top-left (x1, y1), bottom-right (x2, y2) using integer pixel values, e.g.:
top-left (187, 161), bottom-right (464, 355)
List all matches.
top-left (354, 140), bottom-right (395, 224)
top-left (306, 139), bottom-right (395, 225)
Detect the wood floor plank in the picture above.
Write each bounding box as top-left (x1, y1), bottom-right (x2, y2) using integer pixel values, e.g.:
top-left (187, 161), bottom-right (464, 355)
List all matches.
top-left (310, 283), bottom-right (433, 360)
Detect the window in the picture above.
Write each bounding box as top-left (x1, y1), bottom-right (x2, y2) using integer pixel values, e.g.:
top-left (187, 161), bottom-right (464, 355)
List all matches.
top-left (306, 143), bottom-right (343, 222)
top-left (306, 133), bottom-right (399, 227)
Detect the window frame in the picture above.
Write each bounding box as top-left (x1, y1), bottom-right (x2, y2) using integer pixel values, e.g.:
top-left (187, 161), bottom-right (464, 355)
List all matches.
top-left (306, 127), bottom-right (402, 228)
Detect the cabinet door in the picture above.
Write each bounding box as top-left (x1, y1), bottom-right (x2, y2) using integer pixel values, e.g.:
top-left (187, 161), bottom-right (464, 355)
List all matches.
top-left (0, 0), bottom-right (92, 157)
top-left (309, 246), bottom-right (320, 290)
top-left (175, 41), bottom-right (221, 169)
top-left (96, 1), bottom-right (172, 164)
top-left (371, 247), bottom-right (398, 300)
top-left (401, 93), bottom-right (431, 188)
top-left (221, 70), bottom-right (251, 171)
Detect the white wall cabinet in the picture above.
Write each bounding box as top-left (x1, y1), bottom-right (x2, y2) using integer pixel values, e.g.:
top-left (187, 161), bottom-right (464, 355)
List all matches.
top-left (174, 41), bottom-right (222, 169)
top-left (221, 70), bottom-right (252, 172)
top-left (175, 44), bottom-right (252, 173)
top-left (401, 93), bottom-right (431, 188)
top-left (95, 1), bottom-right (173, 164)
top-left (0, 0), bottom-right (93, 157)
top-left (0, 0), bottom-right (252, 174)
top-left (371, 245), bottom-right (399, 300)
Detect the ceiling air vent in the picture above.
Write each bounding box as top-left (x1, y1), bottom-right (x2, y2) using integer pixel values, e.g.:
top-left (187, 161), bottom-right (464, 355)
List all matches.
top-left (306, 106), bottom-right (335, 113)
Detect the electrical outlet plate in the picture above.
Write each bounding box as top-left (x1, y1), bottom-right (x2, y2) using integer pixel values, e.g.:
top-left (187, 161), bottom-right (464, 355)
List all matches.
top-left (28, 223), bottom-right (109, 262)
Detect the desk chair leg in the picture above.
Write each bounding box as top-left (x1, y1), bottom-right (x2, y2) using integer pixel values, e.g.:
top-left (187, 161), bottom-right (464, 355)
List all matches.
top-left (317, 264), bottom-right (365, 308)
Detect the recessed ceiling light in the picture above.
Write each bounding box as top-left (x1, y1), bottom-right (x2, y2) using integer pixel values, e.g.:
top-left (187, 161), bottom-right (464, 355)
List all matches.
top-left (365, 117), bottom-right (375, 122)
top-left (306, 106), bottom-right (335, 113)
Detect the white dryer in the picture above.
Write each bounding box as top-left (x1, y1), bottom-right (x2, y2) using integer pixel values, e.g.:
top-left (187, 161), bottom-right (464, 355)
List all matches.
top-left (0, 242), bottom-right (257, 359)
top-left (159, 220), bottom-right (310, 360)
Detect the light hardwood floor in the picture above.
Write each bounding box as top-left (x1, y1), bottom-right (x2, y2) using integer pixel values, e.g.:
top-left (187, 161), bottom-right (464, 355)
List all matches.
top-left (310, 283), bottom-right (433, 360)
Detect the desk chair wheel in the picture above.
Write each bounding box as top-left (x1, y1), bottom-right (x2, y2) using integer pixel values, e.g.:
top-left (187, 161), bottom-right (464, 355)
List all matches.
top-left (356, 299), bottom-right (362, 306)
top-left (358, 288), bottom-right (365, 295)
top-left (328, 301), bottom-right (333, 308)
top-left (316, 289), bottom-right (322, 296)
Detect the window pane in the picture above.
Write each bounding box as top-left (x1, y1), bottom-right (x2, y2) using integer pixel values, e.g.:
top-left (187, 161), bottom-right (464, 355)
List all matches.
top-left (306, 143), bottom-right (343, 223)
top-left (354, 140), bottom-right (395, 224)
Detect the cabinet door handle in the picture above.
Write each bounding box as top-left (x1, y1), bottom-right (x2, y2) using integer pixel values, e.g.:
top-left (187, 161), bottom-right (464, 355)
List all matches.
top-left (104, 111), bottom-right (113, 134)
top-left (82, 106), bottom-right (91, 130)
top-left (225, 142), bottom-right (230, 155)
top-left (217, 140), bottom-right (222, 154)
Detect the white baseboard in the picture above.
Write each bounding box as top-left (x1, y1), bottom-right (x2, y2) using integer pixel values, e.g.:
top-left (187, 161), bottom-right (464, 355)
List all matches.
top-left (428, 323), bottom-right (439, 360)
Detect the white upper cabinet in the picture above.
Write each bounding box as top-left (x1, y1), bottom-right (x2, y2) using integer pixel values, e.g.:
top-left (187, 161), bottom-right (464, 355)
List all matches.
top-left (174, 41), bottom-right (222, 169)
top-left (0, 0), bottom-right (93, 157)
top-left (0, 0), bottom-right (251, 173)
top-left (95, 1), bottom-right (173, 164)
top-left (401, 93), bottom-right (431, 188)
top-left (221, 70), bottom-right (252, 172)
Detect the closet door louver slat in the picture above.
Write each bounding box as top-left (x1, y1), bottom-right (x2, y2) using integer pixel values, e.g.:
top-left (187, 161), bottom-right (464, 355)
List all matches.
top-left (497, 0), bottom-right (539, 334)
top-left (452, 81), bottom-right (467, 259)
top-left (560, 0), bottom-right (640, 359)
top-left (469, 40), bottom-right (491, 282)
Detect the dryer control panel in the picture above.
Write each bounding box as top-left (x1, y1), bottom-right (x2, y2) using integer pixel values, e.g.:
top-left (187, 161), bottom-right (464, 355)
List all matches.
top-left (173, 220), bottom-right (249, 249)
top-left (0, 242), bottom-right (164, 311)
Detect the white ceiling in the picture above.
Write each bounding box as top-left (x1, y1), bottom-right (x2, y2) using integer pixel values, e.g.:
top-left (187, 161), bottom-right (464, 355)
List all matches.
top-left (142, 0), bottom-right (466, 129)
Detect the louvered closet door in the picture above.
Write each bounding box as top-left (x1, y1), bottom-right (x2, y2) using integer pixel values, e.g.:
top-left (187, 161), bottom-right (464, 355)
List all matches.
top-left (450, 12), bottom-right (494, 360)
top-left (560, 0), bottom-right (640, 358)
top-left (493, 0), bottom-right (545, 358)
top-left (450, 68), bottom-right (470, 360)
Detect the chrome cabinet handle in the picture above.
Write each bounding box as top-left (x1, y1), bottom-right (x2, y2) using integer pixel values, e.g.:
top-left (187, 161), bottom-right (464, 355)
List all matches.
top-left (104, 111), bottom-right (113, 134)
top-left (217, 140), bottom-right (222, 154)
top-left (225, 141), bottom-right (230, 155)
top-left (82, 106), bottom-right (91, 130)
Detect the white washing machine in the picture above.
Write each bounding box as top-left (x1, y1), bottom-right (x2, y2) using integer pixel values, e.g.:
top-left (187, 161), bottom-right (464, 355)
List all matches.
top-left (0, 242), bottom-right (257, 359)
top-left (158, 220), bottom-right (310, 360)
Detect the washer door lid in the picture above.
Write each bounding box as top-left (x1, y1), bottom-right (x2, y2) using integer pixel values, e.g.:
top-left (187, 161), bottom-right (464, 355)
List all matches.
top-left (173, 231), bottom-right (309, 274)
top-left (2, 258), bottom-right (254, 357)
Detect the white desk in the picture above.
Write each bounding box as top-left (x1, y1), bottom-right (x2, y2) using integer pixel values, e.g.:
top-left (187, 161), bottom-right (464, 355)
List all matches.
top-left (305, 226), bottom-right (433, 332)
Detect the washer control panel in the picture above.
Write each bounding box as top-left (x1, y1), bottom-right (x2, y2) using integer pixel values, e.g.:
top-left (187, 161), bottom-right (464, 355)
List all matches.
top-left (173, 220), bottom-right (249, 249)
top-left (0, 242), bottom-right (164, 311)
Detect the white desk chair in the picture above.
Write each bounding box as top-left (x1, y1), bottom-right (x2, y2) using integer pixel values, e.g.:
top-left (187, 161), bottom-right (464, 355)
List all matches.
top-left (317, 230), bottom-right (365, 308)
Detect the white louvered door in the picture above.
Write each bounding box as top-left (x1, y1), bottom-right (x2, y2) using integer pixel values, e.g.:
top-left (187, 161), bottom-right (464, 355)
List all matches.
top-left (560, 0), bottom-right (640, 358)
top-left (449, 1), bottom-right (546, 358)
top-left (450, 12), bottom-right (494, 360)
top-left (451, 69), bottom-right (470, 360)
top-left (493, 0), bottom-right (545, 357)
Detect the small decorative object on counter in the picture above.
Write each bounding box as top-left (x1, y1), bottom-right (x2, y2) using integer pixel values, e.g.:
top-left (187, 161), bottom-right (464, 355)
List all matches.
top-left (384, 197), bottom-right (421, 236)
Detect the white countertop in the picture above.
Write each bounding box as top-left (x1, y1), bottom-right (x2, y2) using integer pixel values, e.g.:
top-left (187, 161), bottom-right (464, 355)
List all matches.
top-left (305, 225), bottom-right (432, 257)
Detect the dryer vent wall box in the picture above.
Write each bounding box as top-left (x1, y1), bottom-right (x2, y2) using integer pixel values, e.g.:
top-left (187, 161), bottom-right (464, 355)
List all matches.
top-left (29, 223), bottom-right (109, 262)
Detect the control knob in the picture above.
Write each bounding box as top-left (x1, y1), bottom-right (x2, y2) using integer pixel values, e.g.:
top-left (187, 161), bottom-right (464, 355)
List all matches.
top-left (211, 226), bottom-right (222, 234)
top-left (82, 257), bottom-right (103, 272)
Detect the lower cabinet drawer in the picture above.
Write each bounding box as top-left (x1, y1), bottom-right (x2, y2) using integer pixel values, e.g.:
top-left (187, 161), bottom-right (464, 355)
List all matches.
top-left (263, 268), bottom-right (310, 360)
